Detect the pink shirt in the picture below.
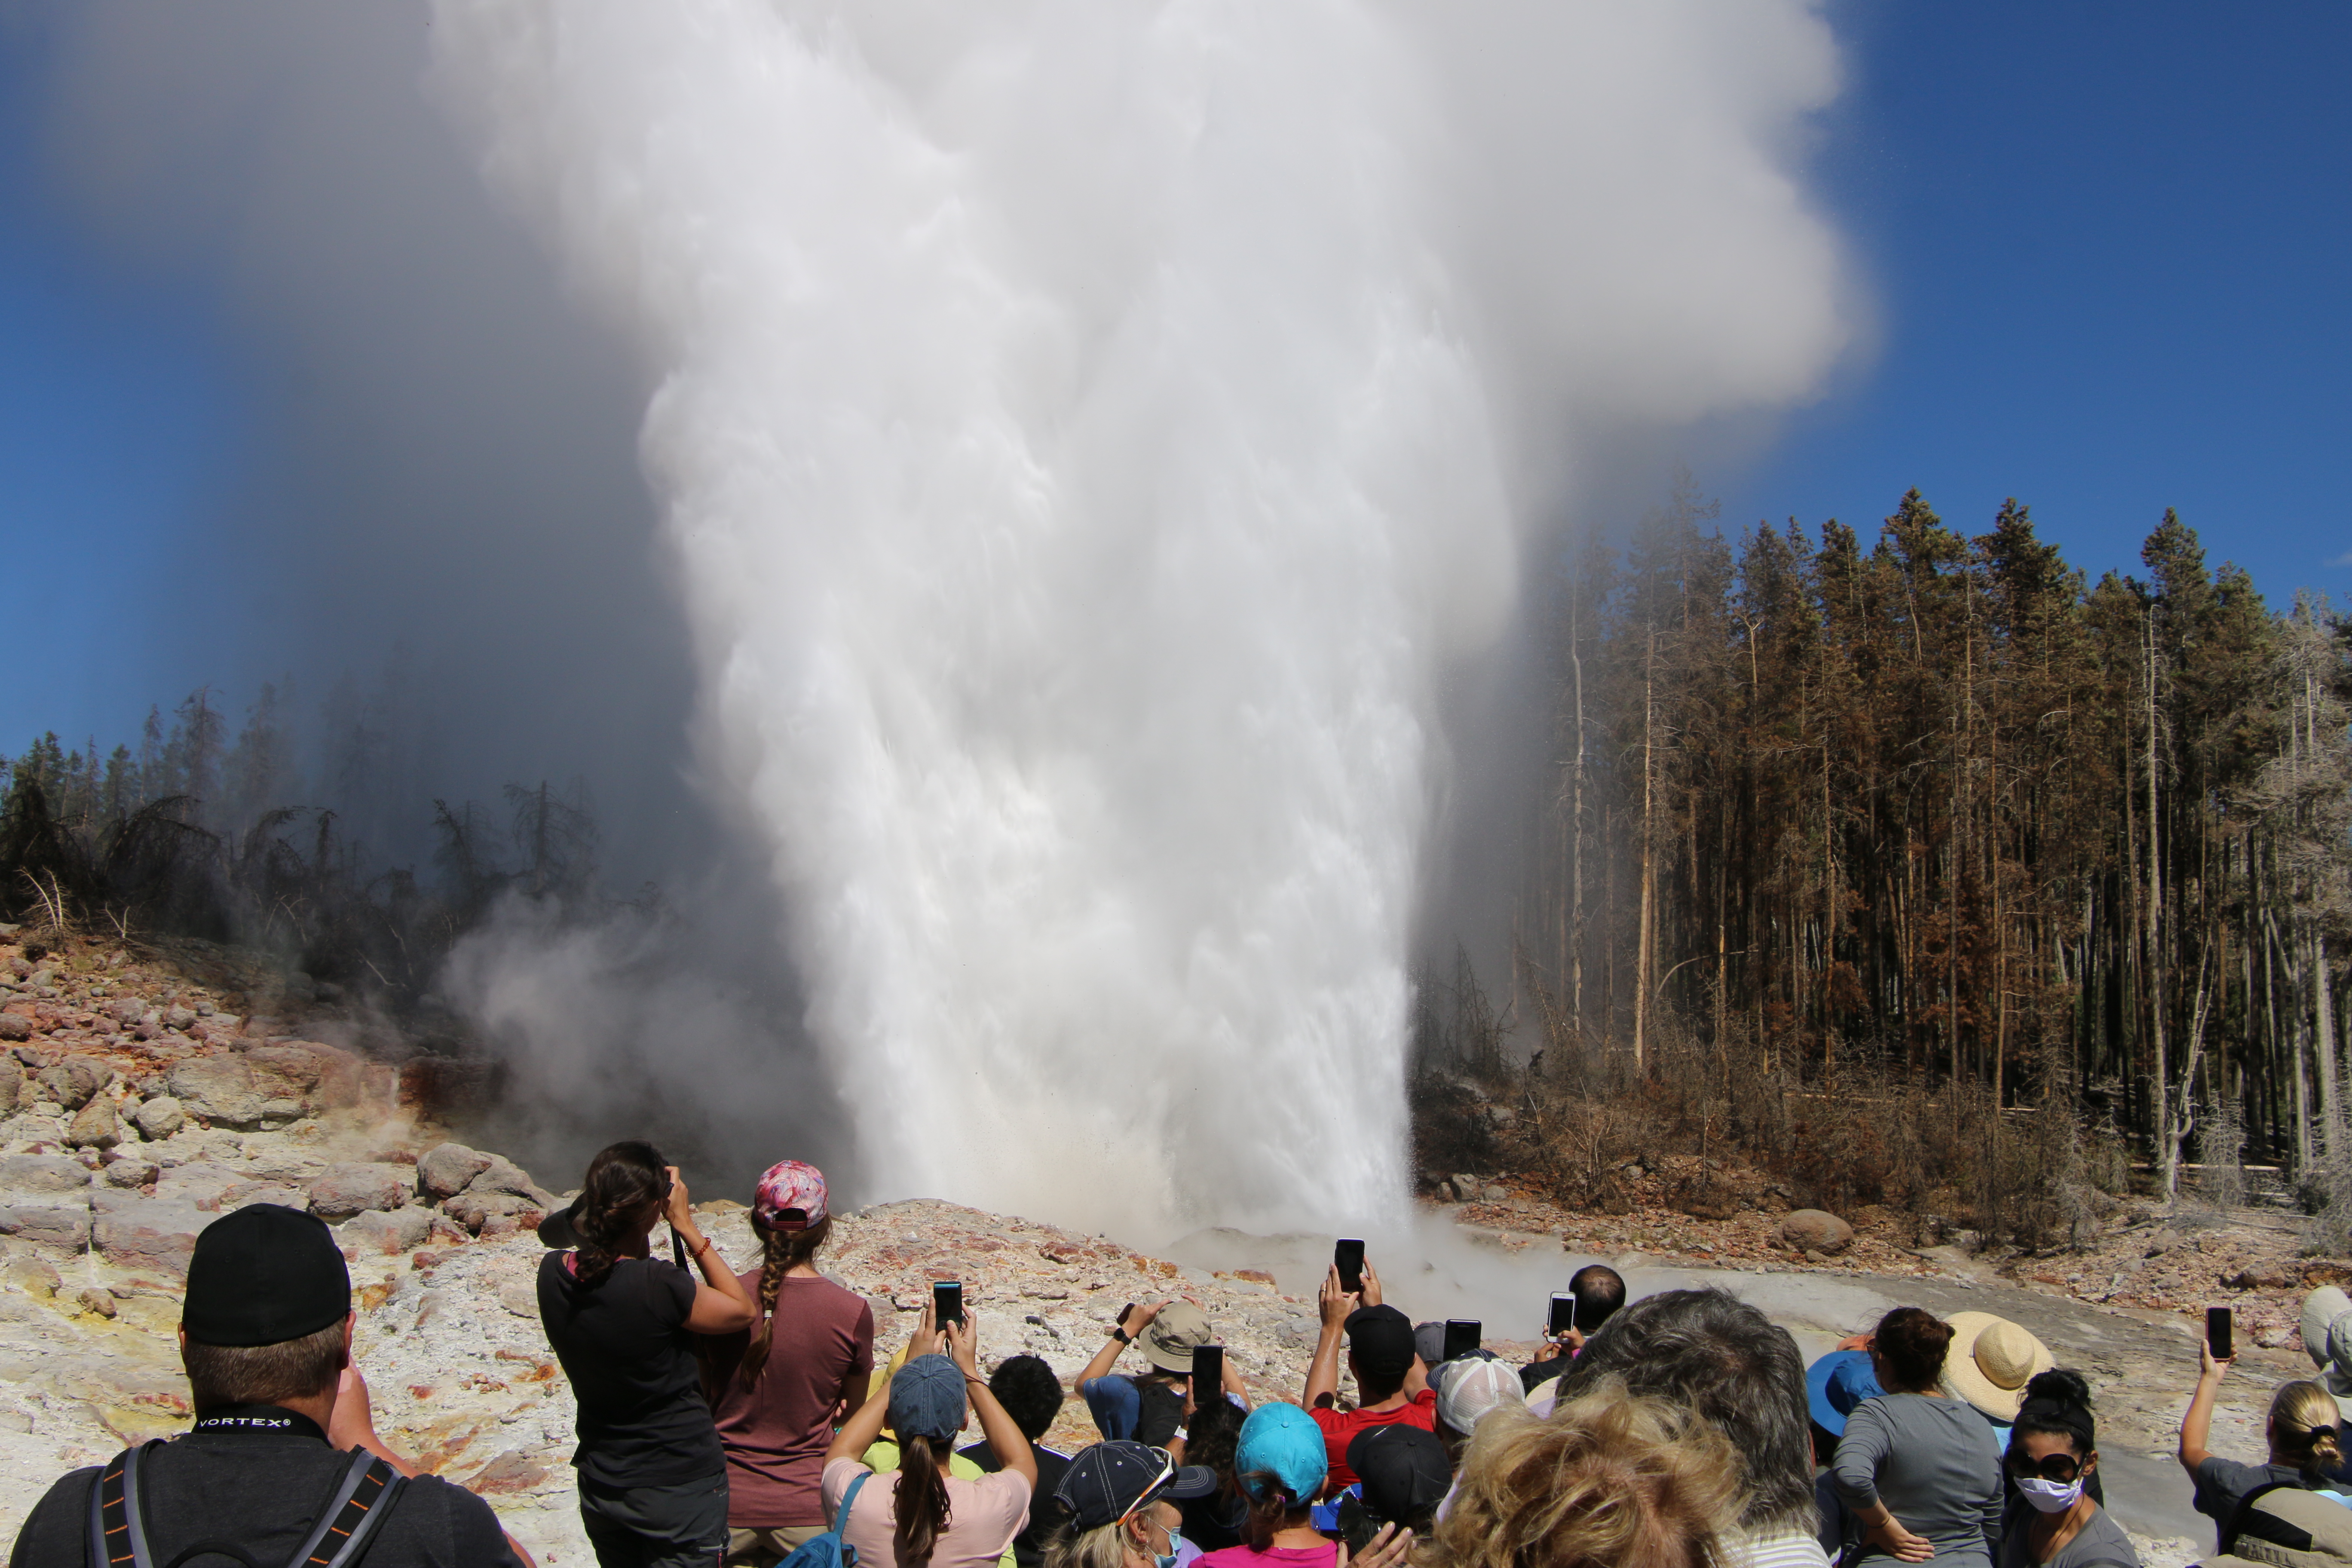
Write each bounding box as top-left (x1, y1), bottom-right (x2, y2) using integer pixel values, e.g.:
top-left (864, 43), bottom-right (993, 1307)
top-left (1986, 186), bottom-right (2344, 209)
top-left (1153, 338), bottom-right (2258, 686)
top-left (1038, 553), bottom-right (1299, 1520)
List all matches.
top-left (1196, 1547), bottom-right (1338, 1568)
top-left (822, 1457), bottom-right (1032, 1568)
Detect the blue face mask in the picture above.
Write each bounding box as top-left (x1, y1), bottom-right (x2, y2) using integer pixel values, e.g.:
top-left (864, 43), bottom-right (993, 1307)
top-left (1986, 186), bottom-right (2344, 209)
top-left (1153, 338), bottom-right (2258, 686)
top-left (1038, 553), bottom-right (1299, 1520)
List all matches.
top-left (1155, 1525), bottom-right (1187, 1568)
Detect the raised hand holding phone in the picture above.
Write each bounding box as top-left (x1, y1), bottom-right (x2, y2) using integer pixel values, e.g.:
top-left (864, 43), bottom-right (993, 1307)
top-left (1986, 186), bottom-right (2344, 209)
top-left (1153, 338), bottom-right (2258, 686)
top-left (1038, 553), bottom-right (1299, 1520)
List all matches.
top-left (2206, 1306), bottom-right (2233, 1363)
top-left (1335, 1238), bottom-right (1365, 1294)
top-left (933, 1279), bottom-right (965, 1329)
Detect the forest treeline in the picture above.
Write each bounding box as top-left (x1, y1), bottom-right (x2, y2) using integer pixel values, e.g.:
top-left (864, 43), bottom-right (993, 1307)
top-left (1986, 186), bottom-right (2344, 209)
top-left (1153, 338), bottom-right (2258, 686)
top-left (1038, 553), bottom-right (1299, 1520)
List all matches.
top-left (1496, 478), bottom-right (2350, 1207)
top-left (0, 675), bottom-right (618, 1007)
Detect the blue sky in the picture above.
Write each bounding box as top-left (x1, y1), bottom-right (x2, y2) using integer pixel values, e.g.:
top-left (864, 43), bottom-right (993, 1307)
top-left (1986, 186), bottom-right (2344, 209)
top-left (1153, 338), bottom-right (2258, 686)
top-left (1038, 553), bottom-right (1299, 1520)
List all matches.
top-left (2, 3), bottom-right (2348, 759)
top-left (1711, 0), bottom-right (2352, 594)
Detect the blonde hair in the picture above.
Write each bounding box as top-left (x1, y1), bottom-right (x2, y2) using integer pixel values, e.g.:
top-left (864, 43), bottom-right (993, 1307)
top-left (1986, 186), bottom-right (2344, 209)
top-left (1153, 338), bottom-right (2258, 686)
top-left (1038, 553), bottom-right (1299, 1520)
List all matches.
top-left (1041, 1519), bottom-right (1130, 1568)
top-left (2269, 1381), bottom-right (2345, 1479)
top-left (1433, 1379), bottom-right (1743, 1568)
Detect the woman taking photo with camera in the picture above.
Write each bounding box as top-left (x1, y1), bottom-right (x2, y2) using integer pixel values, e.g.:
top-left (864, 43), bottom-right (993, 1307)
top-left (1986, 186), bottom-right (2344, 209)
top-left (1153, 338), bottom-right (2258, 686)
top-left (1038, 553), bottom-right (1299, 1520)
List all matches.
top-left (539, 1140), bottom-right (758, 1568)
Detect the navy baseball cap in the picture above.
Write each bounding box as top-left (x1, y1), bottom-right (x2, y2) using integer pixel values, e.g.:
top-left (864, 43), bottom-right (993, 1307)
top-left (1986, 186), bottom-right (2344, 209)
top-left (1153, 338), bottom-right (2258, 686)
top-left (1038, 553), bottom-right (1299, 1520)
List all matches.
top-left (1056, 1441), bottom-right (1217, 1530)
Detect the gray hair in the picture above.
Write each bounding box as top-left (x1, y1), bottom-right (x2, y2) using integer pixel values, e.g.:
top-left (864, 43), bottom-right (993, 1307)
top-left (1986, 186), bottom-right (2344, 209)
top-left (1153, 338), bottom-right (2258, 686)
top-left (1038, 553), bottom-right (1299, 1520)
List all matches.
top-left (1556, 1286), bottom-right (1814, 1532)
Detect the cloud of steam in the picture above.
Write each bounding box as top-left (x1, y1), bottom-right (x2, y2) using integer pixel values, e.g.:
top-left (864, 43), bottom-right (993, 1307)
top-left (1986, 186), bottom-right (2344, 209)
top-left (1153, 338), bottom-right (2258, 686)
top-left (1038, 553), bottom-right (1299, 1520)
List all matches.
top-left (428, 0), bottom-right (1852, 1235)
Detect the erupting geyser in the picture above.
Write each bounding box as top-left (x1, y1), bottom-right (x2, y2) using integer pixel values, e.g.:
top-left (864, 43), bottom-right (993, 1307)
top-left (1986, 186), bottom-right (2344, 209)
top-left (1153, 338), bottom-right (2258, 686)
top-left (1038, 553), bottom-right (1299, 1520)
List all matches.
top-left (430, 0), bottom-right (1851, 1234)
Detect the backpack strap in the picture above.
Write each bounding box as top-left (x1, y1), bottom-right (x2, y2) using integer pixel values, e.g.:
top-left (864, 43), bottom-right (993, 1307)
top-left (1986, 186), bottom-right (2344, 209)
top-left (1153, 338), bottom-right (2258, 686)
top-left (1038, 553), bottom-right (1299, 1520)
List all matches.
top-left (89, 1442), bottom-right (165, 1568)
top-left (839, 1468), bottom-right (871, 1528)
top-left (2219, 1477), bottom-right (2311, 1558)
top-left (283, 1449), bottom-right (405, 1568)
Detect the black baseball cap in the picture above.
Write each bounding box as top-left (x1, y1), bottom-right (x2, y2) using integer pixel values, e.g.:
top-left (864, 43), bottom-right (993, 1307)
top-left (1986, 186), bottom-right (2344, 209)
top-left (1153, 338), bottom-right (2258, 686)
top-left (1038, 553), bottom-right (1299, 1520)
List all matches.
top-left (1346, 1425), bottom-right (1451, 1522)
top-left (1055, 1441), bottom-right (1218, 1531)
top-left (182, 1204), bottom-right (352, 1347)
top-left (1343, 1303), bottom-right (1417, 1381)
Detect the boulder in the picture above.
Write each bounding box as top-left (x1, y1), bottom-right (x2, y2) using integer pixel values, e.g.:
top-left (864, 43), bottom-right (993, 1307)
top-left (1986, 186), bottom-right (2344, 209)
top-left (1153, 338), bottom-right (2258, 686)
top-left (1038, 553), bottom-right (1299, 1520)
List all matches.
top-left (107, 997), bottom-right (150, 1026)
top-left (343, 1207), bottom-right (435, 1254)
top-left (132, 1095), bottom-right (186, 1141)
top-left (0, 1199), bottom-right (93, 1250)
top-left (463, 1155), bottom-right (556, 1208)
top-left (1780, 1209), bottom-right (1855, 1255)
top-left (163, 1007), bottom-right (198, 1032)
top-left (416, 1142), bottom-right (493, 1200)
top-left (77, 1286), bottom-right (118, 1319)
top-left (66, 1096), bottom-right (123, 1151)
top-left (168, 1057), bottom-right (264, 1128)
top-left (443, 1189), bottom-right (545, 1236)
top-left (92, 1191), bottom-right (210, 1275)
top-left (0, 1152), bottom-right (95, 1191)
top-left (0, 1012), bottom-right (31, 1041)
top-left (35, 1055), bottom-right (112, 1111)
top-left (246, 1041), bottom-right (368, 1115)
top-left (1, 1253), bottom-right (61, 1298)
top-left (103, 1155), bottom-right (160, 1189)
top-left (309, 1162), bottom-right (411, 1220)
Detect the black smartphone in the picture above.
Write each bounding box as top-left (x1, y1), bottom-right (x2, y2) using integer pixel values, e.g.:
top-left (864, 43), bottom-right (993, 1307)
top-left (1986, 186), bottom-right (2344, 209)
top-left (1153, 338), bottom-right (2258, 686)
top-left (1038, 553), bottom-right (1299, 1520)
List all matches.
top-left (2207, 1305), bottom-right (2233, 1361)
top-left (934, 1280), bottom-right (965, 1328)
top-left (1193, 1343), bottom-right (1225, 1395)
top-left (1443, 1320), bottom-right (1482, 1362)
top-left (1335, 1238), bottom-right (1366, 1293)
top-left (1548, 1291), bottom-right (1577, 1338)
top-left (1118, 1302), bottom-right (1138, 1332)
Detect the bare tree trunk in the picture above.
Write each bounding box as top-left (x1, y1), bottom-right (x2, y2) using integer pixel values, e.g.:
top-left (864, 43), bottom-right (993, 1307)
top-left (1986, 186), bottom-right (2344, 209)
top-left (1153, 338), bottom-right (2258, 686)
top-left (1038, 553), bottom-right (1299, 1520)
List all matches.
top-left (1634, 627), bottom-right (1658, 1072)
top-left (2146, 615), bottom-right (2172, 1190)
top-left (1569, 596), bottom-right (1586, 1035)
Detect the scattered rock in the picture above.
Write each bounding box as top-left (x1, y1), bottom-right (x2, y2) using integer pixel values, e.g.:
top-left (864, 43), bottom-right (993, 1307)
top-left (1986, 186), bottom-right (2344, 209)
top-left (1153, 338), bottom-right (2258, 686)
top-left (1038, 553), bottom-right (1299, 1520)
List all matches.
top-left (463, 1155), bottom-right (555, 1208)
top-left (1, 1253), bottom-right (61, 1297)
top-left (0, 1013), bottom-right (31, 1041)
top-left (103, 1155), bottom-right (160, 1188)
top-left (168, 1056), bottom-right (264, 1128)
top-left (132, 1094), bottom-right (187, 1140)
top-left (0, 1068), bottom-right (20, 1113)
top-left (1, 1197), bottom-right (93, 1250)
top-left (164, 1006), bottom-right (198, 1031)
top-left (309, 1162), bottom-right (413, 1220)
top-left (77, 1286), bottom-right (118, 1320)
top-left (107, 998), bottom-right (150, 1027)
top-left (67, 1096), bottom-right (124, 1151)
top-left (0, 1152), bottom-right (95, 1192)
top-left (345, 1206), bottom-right (435, 1254)
top-left (417, 1142), bottom-right (494, 1200)
top-left (37, 1054), bottom-right (113, 1111)
top-left (444, 1190), bottom-right (546, 1235)
top-left (92, 1192), bottom-right (211, 1275)
top-left (1780, 1209), bottom-right (1855, 1255)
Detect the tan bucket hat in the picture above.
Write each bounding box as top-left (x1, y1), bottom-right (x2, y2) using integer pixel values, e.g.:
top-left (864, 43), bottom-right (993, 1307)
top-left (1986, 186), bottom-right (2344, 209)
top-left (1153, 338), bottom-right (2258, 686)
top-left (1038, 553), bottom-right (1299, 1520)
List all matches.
top-left (1142, 1302), bottom-right (1214, 1374)
top-left (1944, 1311), bottom-right (2055, 1421)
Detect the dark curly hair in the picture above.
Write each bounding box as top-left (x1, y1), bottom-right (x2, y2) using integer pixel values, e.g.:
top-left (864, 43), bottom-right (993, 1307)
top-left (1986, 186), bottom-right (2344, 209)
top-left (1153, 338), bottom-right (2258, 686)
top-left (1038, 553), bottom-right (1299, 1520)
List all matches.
top-left (989, 1355), bottom-right (1065, 1442)
top-left (1872, 1307), bottom-right (1952, 1393)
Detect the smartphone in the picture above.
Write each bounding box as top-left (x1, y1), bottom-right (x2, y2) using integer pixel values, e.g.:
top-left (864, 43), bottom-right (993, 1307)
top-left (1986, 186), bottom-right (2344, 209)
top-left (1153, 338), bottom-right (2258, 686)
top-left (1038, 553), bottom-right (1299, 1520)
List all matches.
top-left (2207, 1305), bottom-right (2233, 1361)
top-left (1193, 1343), bottom-right (1225, 1394)
top-left (933, 1280), bottom-right (965, 1328)
top-left (1118, 1302), bottom-right (1139, 1332)
top-left (1443, 1320), bottom-right (1482, 1362)
top-left (1548, 1291), bottom-right (1577, 1338)
top-left (1335, 1238), bottom-right (1366, 1294)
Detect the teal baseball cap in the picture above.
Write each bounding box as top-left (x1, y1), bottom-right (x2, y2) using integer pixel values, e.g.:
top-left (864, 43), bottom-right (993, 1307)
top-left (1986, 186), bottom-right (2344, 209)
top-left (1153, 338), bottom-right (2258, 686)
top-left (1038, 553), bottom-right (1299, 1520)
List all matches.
top-left (1235, 1402), bottom-right (1328, 1505)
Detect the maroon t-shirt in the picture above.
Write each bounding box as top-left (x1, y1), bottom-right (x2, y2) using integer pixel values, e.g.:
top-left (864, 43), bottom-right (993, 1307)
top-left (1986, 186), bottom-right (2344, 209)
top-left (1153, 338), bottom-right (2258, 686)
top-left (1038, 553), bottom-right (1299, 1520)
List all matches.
top-left (705, 1271), bottom-right (876, 1526)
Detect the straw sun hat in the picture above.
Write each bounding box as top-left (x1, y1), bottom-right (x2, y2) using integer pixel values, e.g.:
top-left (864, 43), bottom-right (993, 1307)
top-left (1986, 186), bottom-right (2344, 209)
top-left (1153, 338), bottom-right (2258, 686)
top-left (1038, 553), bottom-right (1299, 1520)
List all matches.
top-left (1944, 1311), bottom-right (2055, 1422)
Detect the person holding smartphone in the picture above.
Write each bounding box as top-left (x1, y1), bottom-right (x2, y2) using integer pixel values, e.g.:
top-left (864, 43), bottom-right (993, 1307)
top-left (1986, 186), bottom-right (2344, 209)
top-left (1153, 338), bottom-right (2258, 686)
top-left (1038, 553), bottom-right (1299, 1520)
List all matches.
top-left (823, 1303), bottom-right (1037, 1568)
top-left (1077, 1301), bottom-right (1237, 1447)
top-left (1302, 1254), bottom-right (1434, 1496)
top-left (2178, 1335), bottom-right (2343, 1528)
top-left (538, 1141), bottom-right (758, 1567)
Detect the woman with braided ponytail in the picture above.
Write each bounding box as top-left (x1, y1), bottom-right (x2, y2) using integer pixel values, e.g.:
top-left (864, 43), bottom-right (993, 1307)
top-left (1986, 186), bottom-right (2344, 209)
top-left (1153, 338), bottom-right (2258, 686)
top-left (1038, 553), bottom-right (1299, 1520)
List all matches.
top-left (707, 1160), bottom-right (876, 1567)
top-left (538, 1140), bottom-right (758, 1567)
top-left (2180, 1333), bottom-right (2346, 1527)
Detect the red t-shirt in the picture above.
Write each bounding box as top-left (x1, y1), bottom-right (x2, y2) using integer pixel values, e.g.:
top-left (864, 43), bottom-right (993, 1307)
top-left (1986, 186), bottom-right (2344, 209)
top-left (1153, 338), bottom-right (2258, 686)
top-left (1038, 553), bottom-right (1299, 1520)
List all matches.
top-left (1308, 1388), bottom-right (1437, 1494)
top-left (705, 1271), bottom-right (876, 1526)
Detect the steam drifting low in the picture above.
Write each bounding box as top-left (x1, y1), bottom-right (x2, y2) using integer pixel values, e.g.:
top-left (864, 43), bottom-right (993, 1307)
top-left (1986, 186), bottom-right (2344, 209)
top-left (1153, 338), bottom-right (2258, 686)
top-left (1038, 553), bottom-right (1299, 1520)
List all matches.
top-left (430, 0), bottom-right (1851, 1234)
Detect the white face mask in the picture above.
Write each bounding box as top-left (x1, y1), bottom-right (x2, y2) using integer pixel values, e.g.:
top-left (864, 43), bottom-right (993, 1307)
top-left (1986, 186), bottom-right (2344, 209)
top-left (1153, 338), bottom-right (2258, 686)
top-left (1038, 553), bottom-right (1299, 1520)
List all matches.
top-left (2016, 1476), bottom-right (2085, 1514)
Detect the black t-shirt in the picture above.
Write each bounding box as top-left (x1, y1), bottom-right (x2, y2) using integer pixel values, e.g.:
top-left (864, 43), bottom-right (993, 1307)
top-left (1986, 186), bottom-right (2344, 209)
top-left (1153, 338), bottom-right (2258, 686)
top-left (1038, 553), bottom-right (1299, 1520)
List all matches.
top-left (1133, 1378), bottom-right (1185, 1447)
top-left (539, 1250), bottom-right (724, 1488)
top-left (6, 1423), bottom-right (518, 1568)
top-left (2191, 1456), bottom-right (2312, 1524)
top-left (959, 1439), bottom-right (1072, 1568)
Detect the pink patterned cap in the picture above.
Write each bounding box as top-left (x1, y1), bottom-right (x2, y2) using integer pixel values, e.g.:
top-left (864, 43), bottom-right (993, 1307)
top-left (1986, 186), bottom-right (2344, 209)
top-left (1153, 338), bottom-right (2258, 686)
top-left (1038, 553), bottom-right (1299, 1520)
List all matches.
top-left (753, 1160), bottom-right (828, 1232)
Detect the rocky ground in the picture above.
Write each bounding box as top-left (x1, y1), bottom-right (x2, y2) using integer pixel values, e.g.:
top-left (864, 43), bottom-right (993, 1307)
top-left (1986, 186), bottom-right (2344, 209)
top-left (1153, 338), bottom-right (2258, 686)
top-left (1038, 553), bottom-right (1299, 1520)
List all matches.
top-left (0, 926), bottom-right (2329, 1566)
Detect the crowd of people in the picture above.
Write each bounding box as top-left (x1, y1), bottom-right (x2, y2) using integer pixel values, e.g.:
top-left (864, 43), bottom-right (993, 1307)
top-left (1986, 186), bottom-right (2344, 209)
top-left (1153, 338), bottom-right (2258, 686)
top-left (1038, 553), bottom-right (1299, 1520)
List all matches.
top-left (14, 1143), bottom-right (2352, 1568)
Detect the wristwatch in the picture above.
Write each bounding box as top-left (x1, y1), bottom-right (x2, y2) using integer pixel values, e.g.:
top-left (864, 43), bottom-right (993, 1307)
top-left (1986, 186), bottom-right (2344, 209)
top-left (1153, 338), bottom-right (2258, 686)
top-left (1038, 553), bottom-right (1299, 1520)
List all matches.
top-left (1110, 1327), bottom-right (1132, 1344)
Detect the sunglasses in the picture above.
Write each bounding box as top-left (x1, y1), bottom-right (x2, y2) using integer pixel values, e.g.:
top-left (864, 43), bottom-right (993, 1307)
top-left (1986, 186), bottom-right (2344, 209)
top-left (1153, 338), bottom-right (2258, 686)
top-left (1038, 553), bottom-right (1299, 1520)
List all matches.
top-left (1119, 1448), bottom-right (1177, 1526)
top-left (2006, 1452), bottom-right (2085, 1483)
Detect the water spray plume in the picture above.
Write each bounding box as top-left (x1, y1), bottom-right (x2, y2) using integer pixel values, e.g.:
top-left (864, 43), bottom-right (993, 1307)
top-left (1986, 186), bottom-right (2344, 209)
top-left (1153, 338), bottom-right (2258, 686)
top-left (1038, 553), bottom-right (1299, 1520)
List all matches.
top-left (430, 0), bottom-right (1850, 1235)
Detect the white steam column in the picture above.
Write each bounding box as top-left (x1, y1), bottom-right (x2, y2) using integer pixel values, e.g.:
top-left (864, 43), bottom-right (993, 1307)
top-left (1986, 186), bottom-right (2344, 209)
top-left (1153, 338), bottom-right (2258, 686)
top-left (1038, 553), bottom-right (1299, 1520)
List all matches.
top-left (432, 0), bottom-right (1850, 1235)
